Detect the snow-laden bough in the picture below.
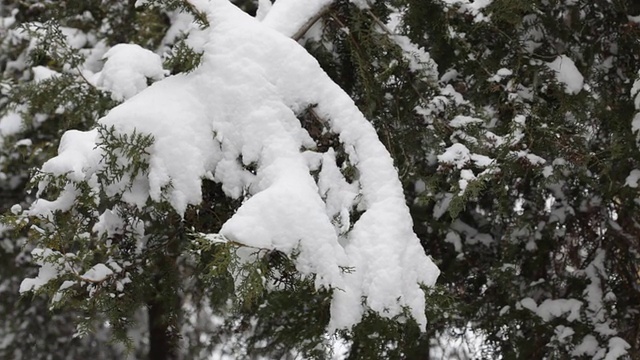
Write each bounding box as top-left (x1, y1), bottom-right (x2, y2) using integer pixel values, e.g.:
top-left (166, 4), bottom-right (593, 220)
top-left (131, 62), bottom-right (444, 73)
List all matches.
top-left (25, 0), bottom-right (440, 331)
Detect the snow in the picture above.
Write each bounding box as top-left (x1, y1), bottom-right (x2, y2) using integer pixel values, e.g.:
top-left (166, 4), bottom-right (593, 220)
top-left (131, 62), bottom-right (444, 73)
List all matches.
top-left (26, 130), bottom-right (105, 219)
top-left (449, 115), bottom-right (482, 128)
top-left (519, 297), bottom-right (537, 312)
top-left (438, 143), bottom-right (472, 168)
top-left (52, 280), bottom-right (77, 303)
top-left (604, 337), bottom-right (630, 360)
top-left (458, 169), bottom-right (475, 194)
top-left (0, 111), bottom-right (23, 138)
top-left (100, 74), bottom-right (215, 214)
top-left (445, 231), bottom-right (462, 253)
top-left (92, 209), bottom-right (125, 238)
top-left (513, 150), bottom-right (546, 165)
top-left (438, 143), bottom-right (493, 169)
top-left (60, 26), bottom-right (88, 49)
top-left (631, 75), bottom-right (640, 145)
top-left (261, 0), bottom-right (332, 38)
top-left (554, 325), bottom-right (574, 342)
top-left (632, 113), bottom-right (640, 135)
top-left (255, 0), bottom-right (273, 20)
top-left (572, 335), bottom-right (599, 357)
top-left (39, 129), bottom-right (102, 183)
top-left (496, 68), bottom-right (512, 76)
top-left (472, 154), bottom-right (493, 167)
top-left (542, 165), bottom-right (554, 178)
top-left (10, 204), bottom-right (21, 215)
top-left (15, 138), bottom-right (32, 147)
top-left (81, 263), bottom-right (114, 282)
top-left (161, 11), bottom-right (198, 49)
top-left (32, 66), bottom-right (60, 82)
top-left (450, 220), bottom-right (493, 246)
top-left (433, 193), bottom-right (453, 219)
top-left (0, 12), bottom-right (16, 28)
top-left (546, 55), bottom-right (584, 94)
top-left (520, 297), bottom-right (582, 322)
top-left (96, 44), bottom-right (168, 101)
top-left (386, 11), bottom-right (438, 77)
top-left (441, 0), bottom-right (492, 22)
top-left (489, 68), bottom-right (513, 82)
top-left (584, 250), bottom-right (606, 323)
top-left (19, 248), bottom-right (66, 293)
top-left (632, 76), bottom-right (640, 109)
top-left (29, 183), bottom-right (81, 221)
top-left (519, 249), bottom-right (630, 359)
top-left (394, 36), bottom-right (437, 75)
top-left (317, 149), bottom-right (360, 234)
top-left (32, 0), bottom-right (440, 332)
top-left (624, 169), bottom-right (640, 188)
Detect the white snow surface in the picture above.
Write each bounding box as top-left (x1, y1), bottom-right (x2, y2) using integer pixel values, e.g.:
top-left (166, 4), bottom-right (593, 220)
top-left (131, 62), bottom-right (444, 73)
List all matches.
top-left (32, 66), bottom-right (60, 83)
top-left (441, 0), bottom-right (492, 22)
top-left (546, 55), bottom-right (584, 95)
top-left (96, 44), bottom-right (167, 101)
top-left (40, 129), bottom-right (102, 183)
top-left (386, 11), bottom-right (438, 77)
top-left (632, 76), bottom-right (640, 141)
top-left (261, 0), bottom-right (332, 38)
top-left (0, 111), bottom-right (23, 138)
top-left (255, 0), bottom-right (273, 20)
top-left (632, 76), bottom-right (640, 109)
top-left (604, 337), bottom-right (631, 360)
top-left (19, 248), bottom-right (68, 293)
top-left (624, 169), bottom-right (640, 188)
top-left (438, 143), bottom-right (492, 169)
top-left (520, 297), bottom-right (582, 322)
top-left (81, 263), bottom-right (114, 282)
top-left (572, 335), bottom-right (599, 357)
top-left (449, 115), bottom-right (482, 128)
top-left (34, 0), bottom-right (440, 331)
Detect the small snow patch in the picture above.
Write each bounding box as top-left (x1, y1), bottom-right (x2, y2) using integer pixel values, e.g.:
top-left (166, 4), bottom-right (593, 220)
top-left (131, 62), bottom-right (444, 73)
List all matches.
top-left (624, 169), bottom-right (640, 188)
top-left (546, 55), bottom-right (584, 94)
top-left (81, 263), bottom-right (114, 282)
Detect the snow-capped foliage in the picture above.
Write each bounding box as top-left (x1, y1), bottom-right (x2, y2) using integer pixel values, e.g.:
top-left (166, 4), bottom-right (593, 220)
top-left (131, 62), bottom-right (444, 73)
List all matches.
top-left (3, 0), bottom-right (640, 358)
top-left (21, 0), bottom-right (439, 332)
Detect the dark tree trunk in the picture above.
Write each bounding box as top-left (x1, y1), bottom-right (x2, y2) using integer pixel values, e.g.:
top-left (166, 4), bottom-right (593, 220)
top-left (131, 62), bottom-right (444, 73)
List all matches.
top-left (148, 295), bottom-right (178, 360)
top-left (147, 235), bottom-right (182, 360)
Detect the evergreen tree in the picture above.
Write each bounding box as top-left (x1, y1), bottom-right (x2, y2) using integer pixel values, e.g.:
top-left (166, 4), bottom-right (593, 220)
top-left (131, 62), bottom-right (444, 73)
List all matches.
top-left (2, 0), bottom-right (639, 359)
top-left (395, 0), bottom-right (640, 358)
top-left (2, 1), bottom-right (439, 359)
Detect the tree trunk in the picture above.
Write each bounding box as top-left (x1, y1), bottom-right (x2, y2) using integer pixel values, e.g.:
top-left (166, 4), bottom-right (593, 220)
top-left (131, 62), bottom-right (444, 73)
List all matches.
top-left (147, 238), bottom-right (181, 360)
top-left (148, 295), bottom-right (179, 360)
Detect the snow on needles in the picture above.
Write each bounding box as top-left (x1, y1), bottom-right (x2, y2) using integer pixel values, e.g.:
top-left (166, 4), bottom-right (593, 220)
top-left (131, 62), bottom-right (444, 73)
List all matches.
top-left (29, 0), bottom-right (440, 331)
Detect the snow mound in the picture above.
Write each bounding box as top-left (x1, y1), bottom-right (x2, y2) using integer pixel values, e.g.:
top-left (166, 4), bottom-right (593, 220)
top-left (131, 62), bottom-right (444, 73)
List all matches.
top-left (97, 44), bottom-right (168, 101)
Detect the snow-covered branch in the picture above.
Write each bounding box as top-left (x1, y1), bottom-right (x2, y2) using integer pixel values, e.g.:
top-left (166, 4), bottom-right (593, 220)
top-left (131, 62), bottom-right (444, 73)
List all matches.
top-left (25, 0), bottom-right (439, 331)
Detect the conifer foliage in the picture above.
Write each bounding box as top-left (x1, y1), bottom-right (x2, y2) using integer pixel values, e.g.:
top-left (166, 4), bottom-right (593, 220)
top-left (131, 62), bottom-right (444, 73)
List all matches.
top-left (1, 0), bottom-right (639, 359)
